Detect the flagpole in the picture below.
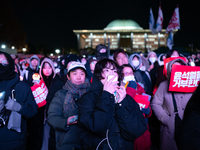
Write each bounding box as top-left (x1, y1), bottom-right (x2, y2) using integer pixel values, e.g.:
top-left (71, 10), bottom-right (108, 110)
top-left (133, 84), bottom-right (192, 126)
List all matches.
top-left (158, 33), bottom-right (160, 48)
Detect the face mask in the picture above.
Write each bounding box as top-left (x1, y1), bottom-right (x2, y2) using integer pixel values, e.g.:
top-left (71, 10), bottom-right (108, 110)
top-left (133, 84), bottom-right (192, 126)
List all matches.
top-left (0, 64), bottom-right (9, 80)
top-left (54, 63), bottom-right (58, 68)
top-left (189, 62), bottom-right (195, 66)
top-left (82, 60), bottom-right (86, 65)
top-left (140, 66), bottom-right (146, 71)
top-left (22, 65), bottom-right (25, 69)
top-left (123, 75), bottom-right (135, 83)
top-left (149, 57), bottom-right (156, 64)
top-left (159, 61), bottom-right (164, 66)
top-left (132, 60), bottom-right (139, 67)
top-left (171, 55), bottom-right (178, 58)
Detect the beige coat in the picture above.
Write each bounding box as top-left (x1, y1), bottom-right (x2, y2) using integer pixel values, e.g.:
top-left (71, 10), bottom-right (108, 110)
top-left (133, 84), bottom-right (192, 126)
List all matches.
top-left (151, 58), bottom-right (192, 150)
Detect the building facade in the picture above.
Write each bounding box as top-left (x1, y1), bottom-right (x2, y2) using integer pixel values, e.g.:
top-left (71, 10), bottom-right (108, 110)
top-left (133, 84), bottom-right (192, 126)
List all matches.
top-left (73, 19), bottom-right (177, 53)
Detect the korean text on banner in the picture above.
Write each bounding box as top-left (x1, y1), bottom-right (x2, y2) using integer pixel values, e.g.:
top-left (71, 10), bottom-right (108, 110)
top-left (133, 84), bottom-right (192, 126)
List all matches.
top-left (163, 57), bottom-right (187, 77)
top-left (31, 79), bottom-right (48, 107)
top-left (134, 95), bottom-right (150, 110)
top-left (169, 65), bottom-right (200, 92)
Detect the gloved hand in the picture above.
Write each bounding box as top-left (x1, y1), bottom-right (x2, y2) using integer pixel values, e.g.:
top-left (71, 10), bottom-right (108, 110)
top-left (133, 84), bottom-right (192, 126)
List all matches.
top-left (5, 97), bottom-right (21, 112)
top-left (0, 100), bottom-right (4, 111)
top-left (141, 107), bottom-right (150, 115)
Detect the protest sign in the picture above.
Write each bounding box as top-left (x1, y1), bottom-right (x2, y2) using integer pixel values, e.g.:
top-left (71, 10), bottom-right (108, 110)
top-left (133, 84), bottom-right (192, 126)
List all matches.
top-left (31, 79), bottom-right (48, 107)
top-left (134, 95), bottom-right (150, 110)
top-left (169, 65), bottom-right (200, 92)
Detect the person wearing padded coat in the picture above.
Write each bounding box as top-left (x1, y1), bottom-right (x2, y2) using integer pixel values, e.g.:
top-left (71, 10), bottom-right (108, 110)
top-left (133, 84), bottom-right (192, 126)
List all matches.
top-left (46, 54), bottom-right (82, 150)
top-left (151, 58), bottom-right (192, 150)
top-left (129, 53), bottom-right (152, 95)
top-left (0, 51), bottom-right (38, 150)
top-left (26, 57), bottom-right (59, 150)
top-left (121, 64), bottom-right (152, 150)
top-left (77, 59), bottom-right (147, 150)
top-left (47, 61), bottom-right (90, 150)
top-left (23, 54), bottom-right (40, 87)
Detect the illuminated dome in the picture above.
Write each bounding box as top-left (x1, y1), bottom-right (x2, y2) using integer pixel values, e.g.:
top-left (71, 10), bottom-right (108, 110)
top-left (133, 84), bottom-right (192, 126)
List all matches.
top-left (104, 19), bottom-right (143, 30)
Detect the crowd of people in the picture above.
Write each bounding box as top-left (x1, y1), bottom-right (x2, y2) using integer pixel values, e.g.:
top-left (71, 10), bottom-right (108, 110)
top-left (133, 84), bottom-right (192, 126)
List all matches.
top-left (0, 44), bottom-right (200, 150)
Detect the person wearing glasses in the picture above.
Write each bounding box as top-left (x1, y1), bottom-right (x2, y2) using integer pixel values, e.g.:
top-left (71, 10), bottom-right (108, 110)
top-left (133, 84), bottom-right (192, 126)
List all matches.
top-left (0, 51), bottom-right (38, 150)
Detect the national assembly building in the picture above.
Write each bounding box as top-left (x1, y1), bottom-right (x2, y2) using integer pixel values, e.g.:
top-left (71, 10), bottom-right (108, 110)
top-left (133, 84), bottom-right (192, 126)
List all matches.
top-left (73, 19), bottom-right (177, 53)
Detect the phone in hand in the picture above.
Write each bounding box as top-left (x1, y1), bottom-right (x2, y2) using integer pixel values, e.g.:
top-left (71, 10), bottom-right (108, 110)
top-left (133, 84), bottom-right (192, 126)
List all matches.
top-left (107, 75), bottom-right (118, 82)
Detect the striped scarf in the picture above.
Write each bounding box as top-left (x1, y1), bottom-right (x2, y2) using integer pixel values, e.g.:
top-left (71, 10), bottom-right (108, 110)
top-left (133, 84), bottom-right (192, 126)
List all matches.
top-left (63, 78), bottom-right (90, 112)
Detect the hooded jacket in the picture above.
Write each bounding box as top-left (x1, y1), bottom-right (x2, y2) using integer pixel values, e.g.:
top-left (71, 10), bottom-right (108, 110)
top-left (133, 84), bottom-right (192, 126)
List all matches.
top-left (129, 54), bottom-right (152, 95)
top-left (151, 58), bottom-right (192, 150)
top-left (77, 75), bottom-right (147, 150)
top-left (39, 58), bottom-right (56, 80)
top-left (157, 54), bottom-right (165, 66)
top-left (0, 51), bottom-right (38, 150)
top-left (26, 58), bottom-right (57, 150)
top-left (23, 55), bottom-right (40, 87)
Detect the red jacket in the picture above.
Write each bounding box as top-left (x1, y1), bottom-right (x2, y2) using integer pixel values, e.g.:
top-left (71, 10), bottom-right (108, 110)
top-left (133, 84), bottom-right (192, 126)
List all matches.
top-left (126, 82), bottom-right (151, 150)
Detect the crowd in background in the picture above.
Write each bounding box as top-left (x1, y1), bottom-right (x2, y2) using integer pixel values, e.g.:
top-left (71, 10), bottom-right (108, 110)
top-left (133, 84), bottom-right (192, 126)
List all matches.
top-left (1, 44), bottom-right (200, 150)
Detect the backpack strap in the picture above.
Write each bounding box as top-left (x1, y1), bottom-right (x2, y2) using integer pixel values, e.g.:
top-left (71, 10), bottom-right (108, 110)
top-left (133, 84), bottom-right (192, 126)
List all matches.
top-left (172, 93), bottom-right (178, 113)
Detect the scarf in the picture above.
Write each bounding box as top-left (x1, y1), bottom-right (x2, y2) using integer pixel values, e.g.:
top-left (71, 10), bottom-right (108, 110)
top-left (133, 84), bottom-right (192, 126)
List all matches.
top-left (63, 78), bottom-right (90, 112)
top-left (0, 51), bottom-right (15, 81)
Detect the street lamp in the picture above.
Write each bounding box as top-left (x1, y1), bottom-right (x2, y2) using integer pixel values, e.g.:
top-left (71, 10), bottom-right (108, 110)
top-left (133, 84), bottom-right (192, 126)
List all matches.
top-left (22, 48), bottom-right (26, 53)
top-left (1, 45), bottom-right (6, 49)
top-left (55, 49), bottom-right (60, 55)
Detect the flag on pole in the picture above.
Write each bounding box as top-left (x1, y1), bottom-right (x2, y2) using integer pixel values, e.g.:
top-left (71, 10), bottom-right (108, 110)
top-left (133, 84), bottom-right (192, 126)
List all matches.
top-left (156, 3), bottom-right (163, 32)
top-left (149, 8), bottom-right (157, 34)
top-left (167, 31), bottom-right (174, 50)
top-left (166, 6), bottom-right (180, 33)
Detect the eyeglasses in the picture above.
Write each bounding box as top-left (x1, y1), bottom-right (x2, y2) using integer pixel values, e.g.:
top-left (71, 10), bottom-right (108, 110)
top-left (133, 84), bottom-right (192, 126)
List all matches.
top-left (123, 72), bottom-right (134, 76)
top-left (0, 60), bottom-right (8, 66)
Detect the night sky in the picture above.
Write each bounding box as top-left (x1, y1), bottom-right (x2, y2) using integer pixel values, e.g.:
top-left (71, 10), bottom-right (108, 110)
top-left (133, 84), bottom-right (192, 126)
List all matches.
top-left (5, 0), bottom-right (200, 50)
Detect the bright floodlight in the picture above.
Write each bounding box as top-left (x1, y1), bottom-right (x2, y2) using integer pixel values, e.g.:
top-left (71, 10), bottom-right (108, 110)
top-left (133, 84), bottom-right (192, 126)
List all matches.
top-left (1, 45), bottom-right (6, 49)
top-left (50, 53), bottom-right (53, 56)
top-left (55, 49), bottom-right (60, 54)
top-left (11, 46), bottom-right (15, 49)
top-left (22, 48), bottom-right (26, 52)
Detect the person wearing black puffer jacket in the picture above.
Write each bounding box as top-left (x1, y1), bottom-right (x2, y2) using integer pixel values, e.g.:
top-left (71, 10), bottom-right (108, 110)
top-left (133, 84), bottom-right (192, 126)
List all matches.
top-left (78, 59), bottom-right (147, 150)
top-left (0, 51), bottom-right (38, 150)
top-left (23, 54), bottom-right (40, 87)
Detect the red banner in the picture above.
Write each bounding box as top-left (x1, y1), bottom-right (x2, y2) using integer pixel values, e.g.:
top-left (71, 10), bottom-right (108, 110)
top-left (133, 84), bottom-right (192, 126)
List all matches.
top-left (31, 79), bottom-right (48, 107)
top-left (163, 57), bottom-right (187, 77)
top-left (169, 65), bottom-right (200, 92)
top-left (134, 95), bottom-right (150, 110)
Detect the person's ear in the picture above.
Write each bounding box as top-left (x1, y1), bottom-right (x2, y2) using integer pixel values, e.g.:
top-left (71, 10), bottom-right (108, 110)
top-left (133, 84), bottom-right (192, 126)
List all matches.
top-left (67, 73), bottom-right (70, 80)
